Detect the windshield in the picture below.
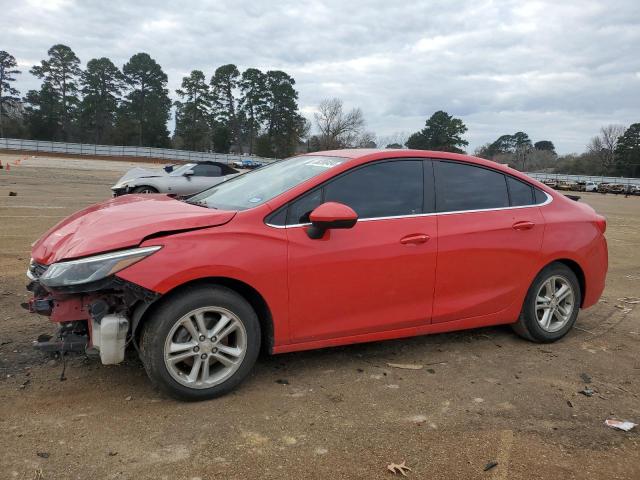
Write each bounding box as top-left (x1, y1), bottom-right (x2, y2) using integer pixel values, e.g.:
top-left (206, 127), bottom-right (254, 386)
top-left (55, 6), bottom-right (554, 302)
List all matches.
top-left (169, 163), bottom-right (196, 176)
top-left (187, 155), bottom-right (347, 210)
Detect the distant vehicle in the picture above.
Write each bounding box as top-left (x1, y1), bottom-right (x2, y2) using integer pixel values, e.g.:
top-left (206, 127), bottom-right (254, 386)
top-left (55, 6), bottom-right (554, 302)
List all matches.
top-left (111, 162), bottom-right (240, 197)
top-left (607, 184), bottom-right (625, 194)
top-left (597, 183), bottom-right (610, 194)
top-left (624, 184), bottom-right (640, 195)
top-left (585, 181), bottom-right (598, 192)
top-left (556, 181), bottom-right (575, 191)
top-left (232, 159), bottom-right (265, 170)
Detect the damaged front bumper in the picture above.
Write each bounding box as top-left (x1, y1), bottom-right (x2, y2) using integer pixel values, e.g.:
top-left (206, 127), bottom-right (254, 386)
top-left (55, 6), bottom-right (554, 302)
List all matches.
top-left (25, 260), bottom-right (159, 365)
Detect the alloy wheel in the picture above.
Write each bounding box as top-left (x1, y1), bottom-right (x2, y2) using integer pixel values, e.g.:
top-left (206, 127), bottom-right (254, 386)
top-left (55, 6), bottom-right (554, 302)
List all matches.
top-left (163, 307), bottom-right (247, 389)
top-left (535, 275), bottom-right (575, 332)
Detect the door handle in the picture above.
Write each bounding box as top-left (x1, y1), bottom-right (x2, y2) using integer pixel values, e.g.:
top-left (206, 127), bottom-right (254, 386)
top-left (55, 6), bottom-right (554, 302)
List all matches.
top-left (400, 234), bottom-right (430, 245)
top-left (512, 221), bottom-right (535, 231)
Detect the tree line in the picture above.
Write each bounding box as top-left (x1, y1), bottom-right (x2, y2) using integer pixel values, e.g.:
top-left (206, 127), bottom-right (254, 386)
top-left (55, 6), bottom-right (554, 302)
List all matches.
top-left (0, 46), bottom-right (308, 158)
top-left (1, 46), bottom-right (638, 176)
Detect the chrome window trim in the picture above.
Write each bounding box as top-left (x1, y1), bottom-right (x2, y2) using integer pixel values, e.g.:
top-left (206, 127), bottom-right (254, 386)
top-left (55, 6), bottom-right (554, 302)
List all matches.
top-left (265, 191), bottom-right (553, 229)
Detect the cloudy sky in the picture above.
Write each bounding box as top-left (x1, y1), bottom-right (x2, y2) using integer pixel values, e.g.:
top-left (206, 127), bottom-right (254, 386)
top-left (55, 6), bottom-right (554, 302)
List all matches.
top-left (2, 0), bottom-right (639, 153)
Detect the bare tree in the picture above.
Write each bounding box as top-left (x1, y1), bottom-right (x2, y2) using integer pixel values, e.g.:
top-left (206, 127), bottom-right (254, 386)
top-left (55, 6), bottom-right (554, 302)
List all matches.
top-left (378, 131), bottom-right (409, 149)
top-left (587, 124), bottom-right (626, 173)
top-left (356, 131), bottom-right (377, 148)
top-left (314, 98), bottom-right (365, 149)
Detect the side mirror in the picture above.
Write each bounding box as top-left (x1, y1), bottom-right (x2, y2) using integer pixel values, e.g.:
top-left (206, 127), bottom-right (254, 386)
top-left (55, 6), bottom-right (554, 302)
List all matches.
top-left (184, 170), bottom-right (194, 177)
top-left (307, 202), bottom-right (358, 239)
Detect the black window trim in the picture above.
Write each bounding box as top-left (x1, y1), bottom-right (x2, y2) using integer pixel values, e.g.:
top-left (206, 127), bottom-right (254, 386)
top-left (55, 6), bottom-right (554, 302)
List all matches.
top-left (265, 158), bottom-right (552, 228)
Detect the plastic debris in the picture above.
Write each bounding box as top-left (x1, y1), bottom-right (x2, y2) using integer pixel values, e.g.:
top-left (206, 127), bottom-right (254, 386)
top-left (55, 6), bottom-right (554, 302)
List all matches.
top-left (387, 363), bottom-right (423, 370)
top-left (617, 297), bottom-right (640, 304)
top-left (579, 387), bottom-right (594, 397)
top-left (604, 419), bottom-right (637, 431)
top-left (484, 461), bottom-right (498, 471)
top-left (387, 461), bottom-right (412, 476)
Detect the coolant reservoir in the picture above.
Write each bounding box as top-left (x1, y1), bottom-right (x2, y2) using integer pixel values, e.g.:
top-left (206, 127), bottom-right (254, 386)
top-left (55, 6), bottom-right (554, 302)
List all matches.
top-left (92, 314), bottom-right (129, 365)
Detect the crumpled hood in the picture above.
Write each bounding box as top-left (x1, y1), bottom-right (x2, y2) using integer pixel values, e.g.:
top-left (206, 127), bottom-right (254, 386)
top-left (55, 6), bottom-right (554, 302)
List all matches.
top-left (115, 167), bottom-right (165, 184)
top-left (32, 195), bottom-right (236, 264)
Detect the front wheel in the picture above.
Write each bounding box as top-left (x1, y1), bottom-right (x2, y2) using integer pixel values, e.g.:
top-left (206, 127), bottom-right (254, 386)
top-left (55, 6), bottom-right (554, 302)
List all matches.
top-left (132, 186), bottom-right (159, 194)
top-left (512, 263), bottom-right (581, 342)
top-left (140, 285), bottom-right (261, 400)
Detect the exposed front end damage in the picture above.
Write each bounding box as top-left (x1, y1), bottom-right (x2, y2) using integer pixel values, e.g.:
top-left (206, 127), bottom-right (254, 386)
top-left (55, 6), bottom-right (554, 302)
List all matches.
top-left (25, 260), bottom-right (160, 365)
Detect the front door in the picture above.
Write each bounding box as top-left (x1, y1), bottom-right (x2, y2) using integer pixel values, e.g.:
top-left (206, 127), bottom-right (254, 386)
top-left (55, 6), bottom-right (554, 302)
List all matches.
top-left (285, 159), bottom-right (438, 343)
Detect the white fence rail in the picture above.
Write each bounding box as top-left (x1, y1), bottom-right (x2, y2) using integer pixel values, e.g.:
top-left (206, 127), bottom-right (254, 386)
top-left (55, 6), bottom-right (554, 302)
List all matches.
top-left (0, 137), bottom-right (278, 165)
top-left (525, 172), bottom-right (640, 187)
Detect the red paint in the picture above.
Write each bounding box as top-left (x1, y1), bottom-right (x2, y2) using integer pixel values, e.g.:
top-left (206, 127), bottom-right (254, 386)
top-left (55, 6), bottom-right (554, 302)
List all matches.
top-left (31, 150), bottom-right (608, 353)
top-left (308, 201), bottom-right (357, 223)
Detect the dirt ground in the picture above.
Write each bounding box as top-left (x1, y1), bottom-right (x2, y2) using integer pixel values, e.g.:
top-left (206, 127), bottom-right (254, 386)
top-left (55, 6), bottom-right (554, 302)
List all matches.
top-left (0, 152), bottom-right (638, 480)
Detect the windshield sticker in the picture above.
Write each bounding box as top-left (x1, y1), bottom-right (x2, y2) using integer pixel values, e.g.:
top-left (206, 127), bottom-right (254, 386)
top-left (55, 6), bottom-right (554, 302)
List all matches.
top-left (304, 158), bottom-right (342, 168)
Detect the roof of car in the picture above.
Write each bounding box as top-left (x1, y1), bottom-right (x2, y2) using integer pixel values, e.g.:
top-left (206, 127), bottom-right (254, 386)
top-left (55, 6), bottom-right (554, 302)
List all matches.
top-left (301, 148), bottom-right (557, 197)
top-left (303, 148), bottom-right (487, 163)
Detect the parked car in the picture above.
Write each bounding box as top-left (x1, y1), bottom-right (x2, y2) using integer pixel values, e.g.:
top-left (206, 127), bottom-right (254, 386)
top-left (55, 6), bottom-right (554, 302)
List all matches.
top-left (584, 181), bottom-right (598, 192)
top-left (111, 161), bottom-right (240, 197)
top-left (597, 182), bottom-right (611, 193)
top-left (25, 150), bottom-right (608, 400)
top-left (542, 179), bottom-right (558, 189)
top-left (607, 183), bottom-right (626, 194)
top-left (627, 185), bottom-right (640, 195)
top-left (232, 158), bottom-right (265, 170)
top-left (556, 181), bottom-right (576, 191)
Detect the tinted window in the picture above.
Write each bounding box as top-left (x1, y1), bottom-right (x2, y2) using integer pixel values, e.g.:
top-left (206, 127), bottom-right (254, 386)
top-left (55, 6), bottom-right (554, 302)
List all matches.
top-left (507, 176), bottom-right (534, 206)
top-left (435, 161), bottom-right (508, 212)
top-left (193, 164), bottom-right (222, 177)
top-left (287, 189), bottom-right (322, 225)
top-left (324, 161), bottom-right (423, 219)
top-left (534, 188), bottom-right (548, 204)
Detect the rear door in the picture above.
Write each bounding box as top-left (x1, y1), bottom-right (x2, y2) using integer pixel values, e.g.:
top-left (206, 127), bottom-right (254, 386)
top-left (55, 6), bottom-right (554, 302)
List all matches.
top-left (284, 159), bottom-right (438, 343)
top-left (432, 161), bottom-right (545, 323)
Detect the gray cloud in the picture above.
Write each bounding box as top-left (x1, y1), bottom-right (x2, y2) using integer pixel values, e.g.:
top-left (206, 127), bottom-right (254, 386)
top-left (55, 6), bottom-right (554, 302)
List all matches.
top-left (2, 0), bottom-right (638, 153)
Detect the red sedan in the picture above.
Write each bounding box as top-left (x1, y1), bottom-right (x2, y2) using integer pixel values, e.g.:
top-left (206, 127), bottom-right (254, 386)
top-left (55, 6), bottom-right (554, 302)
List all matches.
top-left (26, 150), bottom-right (608, 400)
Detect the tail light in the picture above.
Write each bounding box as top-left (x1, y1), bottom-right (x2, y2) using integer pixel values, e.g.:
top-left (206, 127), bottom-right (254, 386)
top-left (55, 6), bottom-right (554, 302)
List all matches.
top-left (595, 215), bottom-right (607, 234)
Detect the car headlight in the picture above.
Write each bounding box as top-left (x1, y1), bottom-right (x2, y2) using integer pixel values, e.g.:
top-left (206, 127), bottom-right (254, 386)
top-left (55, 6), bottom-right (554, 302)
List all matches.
top-left (39, 246), bottom-right (161, 287)
top-left (112, 180), bottom-right (132, 190)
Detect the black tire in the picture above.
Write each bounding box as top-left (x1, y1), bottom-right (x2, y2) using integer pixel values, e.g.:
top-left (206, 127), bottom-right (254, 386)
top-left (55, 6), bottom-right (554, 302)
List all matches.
top-left (132, 185), bottom-right (158, 194)
top-left (512, 262), bottom-right (581, 343)
top-left (139, 285), bottom-right (261, 401)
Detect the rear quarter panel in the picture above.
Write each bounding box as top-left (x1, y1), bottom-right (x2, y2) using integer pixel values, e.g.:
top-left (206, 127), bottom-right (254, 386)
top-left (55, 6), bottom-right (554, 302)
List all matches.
top-left (537, 196), bottom-right (607, 308)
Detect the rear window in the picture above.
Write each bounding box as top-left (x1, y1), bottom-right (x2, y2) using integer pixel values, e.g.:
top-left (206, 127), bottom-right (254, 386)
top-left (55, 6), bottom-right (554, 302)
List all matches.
top-left (507, 176), bottom-right (534, 206)
top-left (435, 161), bottom-right (509, 212)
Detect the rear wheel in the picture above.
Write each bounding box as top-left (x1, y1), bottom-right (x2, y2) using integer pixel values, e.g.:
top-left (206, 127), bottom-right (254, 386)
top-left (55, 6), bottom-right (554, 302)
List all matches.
top-left (132, 186), bottom-right (158, 194)
top-left (140, 285), bottom-right (261, 400)
top-left (512, 263), bottom-right (581, 342)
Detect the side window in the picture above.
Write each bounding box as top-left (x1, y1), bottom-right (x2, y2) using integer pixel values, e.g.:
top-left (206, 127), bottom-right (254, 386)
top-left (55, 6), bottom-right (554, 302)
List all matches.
top-left (435, 161), bottom-right (509, 212)
top-left (507, 176), bottom-right (534, 206)
top-left (323, 160), bottom-right (423, 219)
top-left (193, 164), bottom-right (222, 177)
top-left (287, 189), bottom-right (322, 225)
top-left (534, 188), bottom-right (548, 204)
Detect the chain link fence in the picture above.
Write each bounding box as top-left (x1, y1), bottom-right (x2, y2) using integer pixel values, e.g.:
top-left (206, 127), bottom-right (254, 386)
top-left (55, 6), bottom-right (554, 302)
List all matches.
top-left (0, 137), bottom-right (278, 165)
top-left (524, 171), bottom-right (640, 187)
